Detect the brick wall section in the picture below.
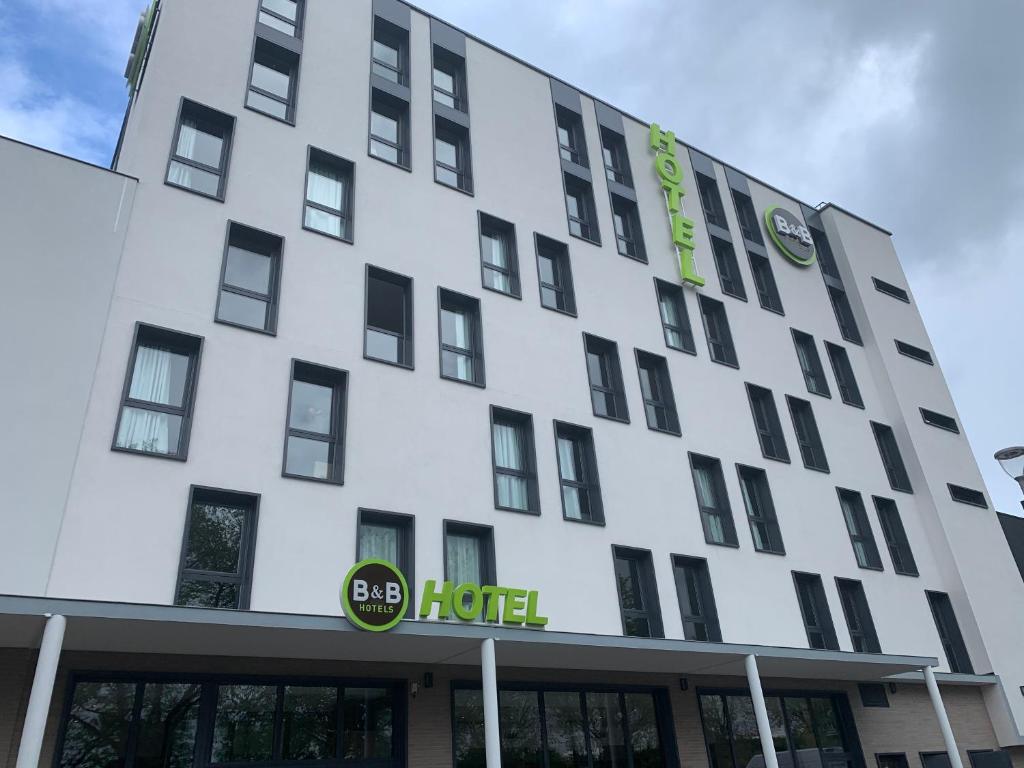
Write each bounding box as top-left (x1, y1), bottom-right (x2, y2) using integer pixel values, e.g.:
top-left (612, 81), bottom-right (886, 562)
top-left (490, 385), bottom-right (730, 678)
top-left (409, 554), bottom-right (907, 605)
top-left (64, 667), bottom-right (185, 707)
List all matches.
top-left (0, 648), bottom-right (1011, 768)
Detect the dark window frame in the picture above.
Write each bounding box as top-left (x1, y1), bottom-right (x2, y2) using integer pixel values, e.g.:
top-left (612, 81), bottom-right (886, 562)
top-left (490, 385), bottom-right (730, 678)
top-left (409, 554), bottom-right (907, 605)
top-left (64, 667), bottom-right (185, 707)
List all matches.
top-left (431, 45), bottom-right (467, 112)
top-left (731, 189), bottom-right (764, 245)
top-left (554, 420), bottom-right (605, 526)
top-left (748, 251), bottom-right (784, 314)
top-left (478, 212), bottom-right (521, 298)
top-left (583, 333), bottom-right (630, 424)
top-left (443, 520), bottom-right (497, 586)
top-left (563, 174), bottom-right (600, 245)
top-left (828, 286), bottom-right (862, 346)
top-left (836, 578), bottom-right (882, 653)
top-left (699, 295), bottom-right (739, 367)
top-left (245, 37), bottom-right (300, 125)
top-left (787, 396), bottom-right (830, 473)
top-left (611, 194), bottom-right (647, 262)
top-left (710, 236), bottom-right (747, 301)
top-left (877, 754), bottom-right (910, 768)
top-left (257, 0), bottom-right (305, 38)
top-left (655, 278), bottom-right (696, 355)
top-left (873, 277), bottom-right (910, 303)
top-left (920, 408), bottom-right (959, 434)
top-left (370, 16), bottom-right (408, 85)
top-left (837, 488), bottom-right (884, 571)
top-left (437, 288), bottom-right (486, 388)
top-left (174, 485), bottom-right (260, 610)
top-left (489, 406), bottom-right (541, 515)
top-left (434, 116), bottom-right (473, 194)
top-left (555, 105), bottom-right (588, 167)
top-left (368, 88), bottom-right (410, 170)
top-left (364, 264), bottom-right (414, 369)
top-left (791, 329), bottom-right (831, 398)
top-left (357, 508), bottom-right (415, 596)
top-left (871, 422), bottom-right (913, 493)
top-left (895, 340), bottom-right (934, 365)
top-left (164, 97), bottom-right (235, 202)
top-left (634, 349), bottom-right (681, 436)
top-left (745, 384), bottom-right (790, 463)
top-left (612, 545), bottom-right (664, 639)
top-left (736, 464), bottom-right (786, 555)
top-left (695, 171), bottom-right (728, 230)
top-left (214, 221), bottom-right (283, 336)
top-left (688, 453), bottom-right (740, 548)
top-left (302, 145), bottom-right (355, 243)
top-left (281, 358), bottom-right (349, 485)
top-left (792, 571), bottom-right (840, 651)
top-left (672, 555), bottom-right (723, 642)
top-left (948, 484), bottom-right (988, 509)
top-left (926, 591), bottom-right (974, 674)
top-left (825, 341), bottom-right (864, 408)
top-left (600, 126), bottom-right (632, 187)
top-left (873, 496), bottom-right (919, 576)
top-left (111, 322), bottom-right (204, 462)
top-left (535, 233), bottom-right (577, 316)
top-left (859, 683), bottom-right (890, 708)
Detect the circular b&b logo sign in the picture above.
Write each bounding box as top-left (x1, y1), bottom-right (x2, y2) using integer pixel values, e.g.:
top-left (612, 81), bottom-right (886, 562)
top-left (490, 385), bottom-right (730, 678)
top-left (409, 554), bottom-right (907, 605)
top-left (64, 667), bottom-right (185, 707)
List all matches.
top-left (765, 206), bottom-right (816, 266)
top-left (341, 559), bottom-right (409, 632)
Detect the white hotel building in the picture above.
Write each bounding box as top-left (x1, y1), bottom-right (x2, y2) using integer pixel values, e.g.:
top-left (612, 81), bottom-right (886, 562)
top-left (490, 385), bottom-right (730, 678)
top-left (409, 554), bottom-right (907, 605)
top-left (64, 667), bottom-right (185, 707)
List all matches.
top-left (1, 1), bottom-right (1022, 767)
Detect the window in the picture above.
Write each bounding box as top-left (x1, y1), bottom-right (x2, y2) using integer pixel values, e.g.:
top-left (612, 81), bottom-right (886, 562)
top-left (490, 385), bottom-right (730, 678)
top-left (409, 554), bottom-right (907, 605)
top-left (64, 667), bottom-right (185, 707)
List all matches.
top-left (536, 235), bottom-right (576, 315)
top-left (490, 407), bottom-right (539, 514)
top-left (737, 465), bottom-right (785, 554)
top-left (696, 172), bottom-right (727, 229)
top-left (258, 0), bottom-right (303, 36)
top-left (445, 521), bottom-right (496, 588)
top-left (246, 39), bottom-right (299, 122)
top-left (711, 237), bottom-right (746, 300)
top-left (871, 422), bottom-right (913, 493)
top-left (672, 556), bottom-right (722, 641)
top-left (792, 330), bottom-right (830, 397)
top-left (369, 90), bottom-right (408, 168)
top-left (635, 350), bottom-right (680, 435)
top-left (810, 225), bottom-right (841, 280)
top-left (921, 408), bottom-right (959, 433)
top-left (838, 489), bottom-right (883, 570)
top-left (828, 286), bottom-right (862, 345)
top-left (175, 486), bottom-right (258, 609)
top-left (926, 591), bottom-right (974, 673)
top-left (612, 547), bottom-right (663, 638)
top-left (968, 751), bottom-right (1014, 768)
top-left (303, 147), bottom-right (354, 241)
top-left (895, 340), bottom-right (934, 365)
top-left (438, 289), bottom-right (485, 386)
top-left (787, 396), bottom-right (829, 472)
top-left (435, 117), bottom-right (472, 192)
top-left (165, 98), bottom-right (233, 199)
top-left (601, 127), bottom-right (631, 186)
top-left (825, 342), bottom-right (863, 407)
top-left (746, 385), bottom-right (789, 462)
top-left (113, 323), bottom-right (202, 459)
top-left (555, 421), bottom-right (604, 524)
top-left (215, 222), bottom-right (282, 334)
top-left (793, 572), bottom-right (839, 650)
top-left (371, 17), bottom-right (406, 84)
top-left (836, 578), bottom-right (881, 653)
top-left (858, 683), bottom-right (889, 707)
top-left (364, 266), bottom-right (413, 368)
top-left (948, 484), bottom-right (988, 508)
top-left (555, 106), bottom-right (587, 166)
top-left (731, 190), bottom-right (763, 244)
top-left (478, 213), bottom-right (520, 297)
top-left (612, 195), bottom-right (646, 261)
top-left (357, 509), bottom-right (414, 580)
top-left (873, 496), bottom-right (919, 576)
top-left (699, 295), bottom-right (739, 366)
top-left (749, 253), bottom-right (783, 313)
top-left (656, 278), bottom-right (696, 354)
top-left (432, 47), bottom-right (466, 111)
top-left (283, 360), bottom-right (348, 483)
top-left (878, 755), bottom-right (910, 768)
top-left (689, 453), bottom-right (739, 547)
top-left (922, 754), bottom-right (954, 768)
top-left (873, 277), bottom-right (910, 303)
top-left (564, 175), bottom-right (599, 243)
top-left (584, 333), bottom-right (629, 422)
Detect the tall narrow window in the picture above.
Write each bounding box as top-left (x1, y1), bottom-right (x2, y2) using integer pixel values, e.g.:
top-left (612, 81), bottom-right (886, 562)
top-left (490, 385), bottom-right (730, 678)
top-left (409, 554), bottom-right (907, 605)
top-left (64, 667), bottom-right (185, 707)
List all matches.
top-left (836, 579), bottom-right (881, 653)
top-left (165, 98), bottom-right (234, 200)
top-left (584, 334), bottom-right (629, 422)
top-left (246, 39), bottom-right (299, 122)
top-left (837, 489), bottom-right (883, 570)
top-left (787, 396), bottom-right (829, 472)
top-left (490, 407), bottom-right (539, 514)
top-left (555, 106), bottom-right (587, 166)
top-left (601, 128), bottom-right (631, 186)
top-left (793, 572), bottom-right (839, 650)
top-left (432, 47), bottom-right (466, 111)
top-left (689, 453), bottom-right (739, 547)
top-left (635, 350), bottom-right (680, 435)
top-left (175, 486), bottom-right (258, 609)
top-left (371, 18), bottom-right (406, 84)
top-left (825, 342), bottom-right (863, 407)
top-left (711, 237), bottom-right (746, 300)
top-left (749, 253), bottom-right (783, 313)
top-left (258, 0), bottom-right (303, 37)
top-left (216, 222), bottom-right (282, 334)
top-left (731, 190), bottom-right (763, 244)
top-left (613, 547), bottom-right (663, 638)
top-left (699, 296), bottom-right (738, 367)
top-left (828, 286), bottom-right (862, 345)
top-left (737, 465), bottom-right (785, 554)
top-left (479, 213), bottom-right (520, 297)
top-left (369, 90), bottom-right (409, 168)
top-left (926, 591), bottom-right (974, 673)
top-left (873, 496), bottom-right (918, 576)
top-left (445, 522), bottom-right (496, 588)
top-left (672, 556), bottom-right (722, 641)
top-left (746, 384), bottom-right (789, 462)
top-left (871, 422), bottom-right (913, 493)
top-left (696, 172), bottom-right (727, 229)
top-left (792, 330), bottom-right (830, 397)
top-left (564, 175), bottom-right (599, 243)
top-left (357, 509), bottom-right (414, 579)
top-left (435, 117), bottom-right (472, 192)
top-left (536, 235), bottom-right (576, 315)
top-left (612, 195), bottom-right (646, 261)
top-left (656, 279), bottom-right (696, 354)
top-left (438, 289), bottom-right (485, 386)
top-left (283, 360), bottom-right (348, 483)
top-left (364, 266), bottom-right (413, 368)
top-left (809, 225), bottom-right (840, 280)
top-left (555, 421), bottom-right (604, 524)
top-left (895, 340), bottom-right (934, 365)
top-left (304, 147), bottom-right (354, 241)
top-left (114, 324), bottom-right (203, 459)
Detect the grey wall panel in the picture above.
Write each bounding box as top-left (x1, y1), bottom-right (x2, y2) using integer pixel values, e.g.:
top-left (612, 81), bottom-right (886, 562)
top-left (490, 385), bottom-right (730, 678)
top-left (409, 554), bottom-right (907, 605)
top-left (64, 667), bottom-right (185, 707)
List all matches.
top-left (372, 0), bottom-right (410, 29)
top-left (430, 17), bottom-right (465, 56)
top-left (594, 101), bottom-right (624, 134)
top-left (550, 78), bottom-right (582, 113)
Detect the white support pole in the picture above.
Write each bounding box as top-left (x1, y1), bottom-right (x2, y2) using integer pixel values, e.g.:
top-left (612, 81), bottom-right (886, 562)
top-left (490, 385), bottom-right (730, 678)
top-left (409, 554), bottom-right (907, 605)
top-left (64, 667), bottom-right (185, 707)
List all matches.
top-left (744, 654), bottom-right (780, 768)
top-left (924, 665), bottom-right (964, 768)
top-left (17, 614), bottom-right (66, 768)
top-left (481, 638), bottom-right (502, 768)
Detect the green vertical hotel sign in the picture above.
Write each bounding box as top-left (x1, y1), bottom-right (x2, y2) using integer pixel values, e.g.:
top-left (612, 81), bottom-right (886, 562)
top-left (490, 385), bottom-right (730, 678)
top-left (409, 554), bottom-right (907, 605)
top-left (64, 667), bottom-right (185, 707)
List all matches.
top-left (650, 124), bottom-right (705, 287)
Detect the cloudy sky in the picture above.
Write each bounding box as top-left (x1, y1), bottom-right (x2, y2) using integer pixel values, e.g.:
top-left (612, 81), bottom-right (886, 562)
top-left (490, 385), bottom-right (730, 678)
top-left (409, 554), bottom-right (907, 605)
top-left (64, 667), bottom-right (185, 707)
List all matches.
top-left (2, 0), bottom-right (1022, 513)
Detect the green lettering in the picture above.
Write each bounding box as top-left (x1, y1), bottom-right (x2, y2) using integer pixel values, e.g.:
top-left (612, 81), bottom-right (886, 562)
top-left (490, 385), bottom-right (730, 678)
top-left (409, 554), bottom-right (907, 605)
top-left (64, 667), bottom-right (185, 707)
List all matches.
top-left (655, 153), bottom-right (683, 185)
top-left (418, 579), bottom-right (453, 620)
top-left (679, 247), bottom-right (706, 287)
top-left (525, 591), bottom-right (549, 626)
top-left (671, 213), bottom-right (695, 248)
top-left (662, 180), bottom-right (685, 213)
top-left (482, 585), bottom-right (507, 622)
top-left (502, 588), bottom-right (528, 624)
top-left (649, 123), bottom-right (676, 155)
top-left (453, 583), bottom-right (483, 621)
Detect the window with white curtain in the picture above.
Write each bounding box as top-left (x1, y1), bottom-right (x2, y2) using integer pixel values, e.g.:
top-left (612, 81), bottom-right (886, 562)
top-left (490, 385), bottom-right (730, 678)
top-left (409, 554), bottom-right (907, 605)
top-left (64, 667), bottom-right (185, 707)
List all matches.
top-left (444, 523), bottom-right (494, 607)
top-left (688, 453), bottom-right (738, 547)
top-left (490, 407), bottom-right (538, 513)
top-left (439, 289), bottom-right (484, 386)
top-left (114, 324), bottom-right (202, 459)
top-left (166, 99), bottom-right (234, 200)
top-left (304, 148), bottom-right (354, 241)
top-left (357, 509), bottom-right (413, 582)
top-left (479, 213), bottom-right (520, 297)
top-left (554, 422), bottom-right (604, 524)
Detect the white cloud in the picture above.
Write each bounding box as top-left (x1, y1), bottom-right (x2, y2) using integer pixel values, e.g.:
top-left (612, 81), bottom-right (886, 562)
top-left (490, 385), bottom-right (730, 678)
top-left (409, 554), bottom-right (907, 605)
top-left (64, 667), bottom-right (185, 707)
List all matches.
top-left (31, 0), bottom-right (144, 74)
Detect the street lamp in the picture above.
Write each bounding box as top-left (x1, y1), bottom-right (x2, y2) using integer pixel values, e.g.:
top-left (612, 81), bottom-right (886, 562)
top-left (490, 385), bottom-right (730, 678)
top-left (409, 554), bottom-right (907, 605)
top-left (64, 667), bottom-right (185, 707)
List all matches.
top-left (994, 446), bottom-right (1024, 504)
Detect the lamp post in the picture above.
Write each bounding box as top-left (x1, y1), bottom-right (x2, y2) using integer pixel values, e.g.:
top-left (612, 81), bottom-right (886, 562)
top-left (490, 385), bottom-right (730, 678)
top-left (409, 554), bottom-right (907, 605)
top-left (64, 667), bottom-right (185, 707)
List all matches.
top-left (994, 446), bottom-right (1024, 511)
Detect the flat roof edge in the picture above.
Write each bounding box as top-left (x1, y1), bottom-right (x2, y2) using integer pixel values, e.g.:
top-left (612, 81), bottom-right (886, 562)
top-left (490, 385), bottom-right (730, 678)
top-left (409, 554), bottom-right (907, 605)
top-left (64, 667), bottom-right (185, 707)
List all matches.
top-left (0, 133), bottom-right (139, 182)
top-left (817, 203), bottom-right (893, 236)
